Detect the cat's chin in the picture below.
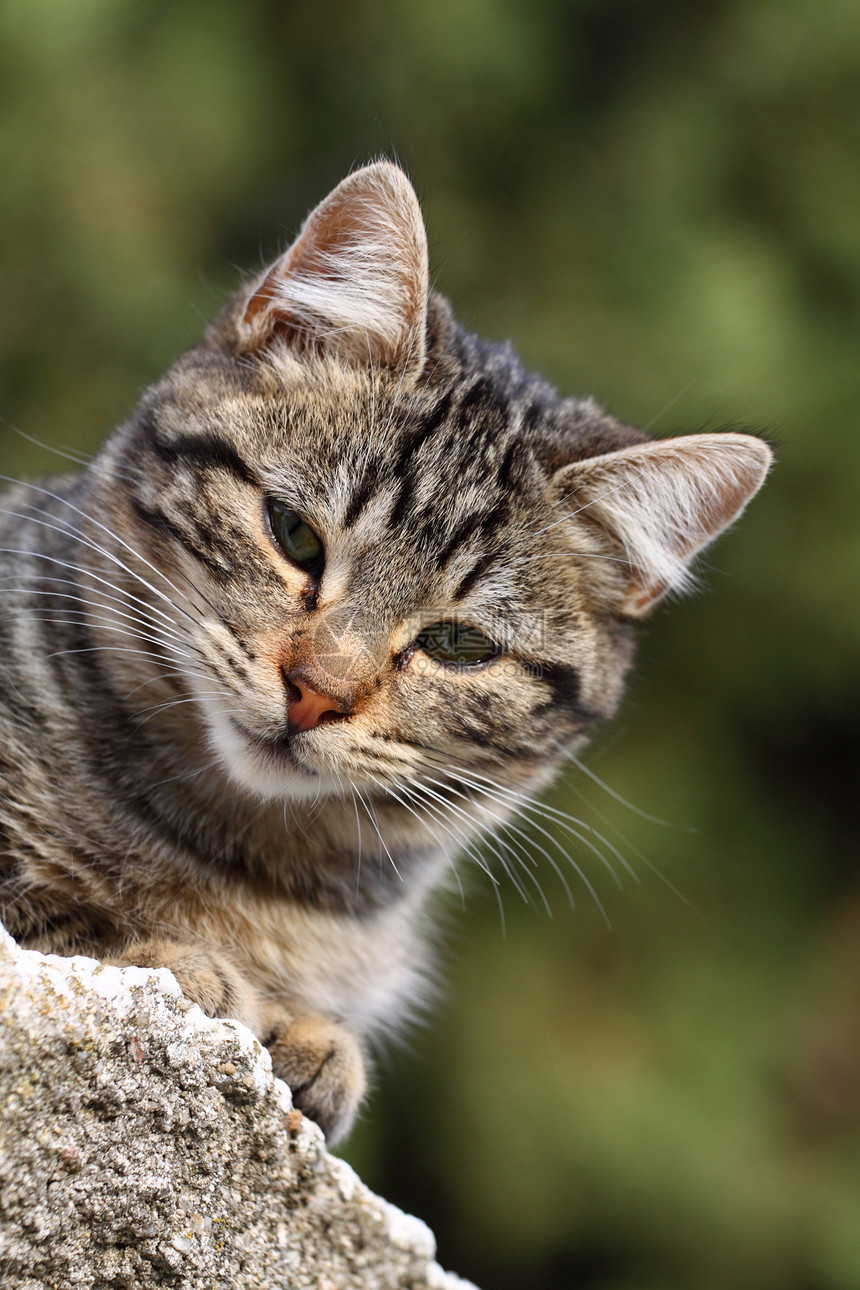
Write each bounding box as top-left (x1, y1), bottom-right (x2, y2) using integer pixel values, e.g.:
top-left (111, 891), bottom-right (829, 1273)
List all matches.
top-left (205, 710), bottom-right (341, 802)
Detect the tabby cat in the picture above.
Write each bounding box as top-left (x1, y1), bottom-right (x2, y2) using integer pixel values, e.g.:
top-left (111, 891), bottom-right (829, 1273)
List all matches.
top-left (0, 163), bottom-right (771, 1143)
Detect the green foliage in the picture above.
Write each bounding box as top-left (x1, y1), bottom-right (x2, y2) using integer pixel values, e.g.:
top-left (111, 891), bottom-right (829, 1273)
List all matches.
top-left (2, 3), bottom-right (858, 1286)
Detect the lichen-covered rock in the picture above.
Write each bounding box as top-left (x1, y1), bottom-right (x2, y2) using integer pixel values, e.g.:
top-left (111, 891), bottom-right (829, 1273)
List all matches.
top-left (0, 924), bottom-right (477, 1290)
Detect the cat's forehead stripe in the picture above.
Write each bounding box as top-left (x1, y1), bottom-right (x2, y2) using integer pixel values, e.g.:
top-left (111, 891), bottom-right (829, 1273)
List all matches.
top-left (432, 508), bottom-right (499, 571)
top-left (342, 390), bottom-right (453, 532)
top-left (451, 551), bottom-right (495, 603)
top-left (393, 390), bottom-right (454, 473)
top-left (495, 438), bottom-right (521, 490)
top-left (380, 387), bottom-right (518, 547)
top-left (453, 376), bottom-right (494, 426)
top-left (139, 410), bottom-right (260, 490)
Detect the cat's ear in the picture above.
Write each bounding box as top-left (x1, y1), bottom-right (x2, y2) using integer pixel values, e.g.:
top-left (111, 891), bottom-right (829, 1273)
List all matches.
top-left (554, 432), bottom-right (773, 617)
top-left (239, 161), bottom-right (429, 377)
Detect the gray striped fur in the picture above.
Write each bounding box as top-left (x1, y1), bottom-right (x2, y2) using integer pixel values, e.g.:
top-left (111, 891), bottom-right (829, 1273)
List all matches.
top-left (0, 163), bottom-right (771, 1141)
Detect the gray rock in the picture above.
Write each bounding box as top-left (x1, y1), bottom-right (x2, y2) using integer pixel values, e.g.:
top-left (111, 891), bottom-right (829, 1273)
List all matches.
top-left (0, 923), bottom-right (477, 1290)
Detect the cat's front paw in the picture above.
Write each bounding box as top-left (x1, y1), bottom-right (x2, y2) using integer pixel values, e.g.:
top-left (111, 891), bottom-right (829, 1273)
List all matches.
top-left (113, 938), bottom-right (256, 1023)
top-left (264, 1014), bottom-right (366, 1145)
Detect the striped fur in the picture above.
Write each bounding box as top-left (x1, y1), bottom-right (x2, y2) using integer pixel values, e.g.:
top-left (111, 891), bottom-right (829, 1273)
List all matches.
top-left (0, 163), bottom-right (771, 1141)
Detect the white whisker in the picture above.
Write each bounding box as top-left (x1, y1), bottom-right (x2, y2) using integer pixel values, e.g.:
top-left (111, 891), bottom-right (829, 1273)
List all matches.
top-left (14, 611), bottom-right (201, 665)
top-left (0, 580), bottom-right (199, 654)
top-left (0, 475), bottom-right (220, 622)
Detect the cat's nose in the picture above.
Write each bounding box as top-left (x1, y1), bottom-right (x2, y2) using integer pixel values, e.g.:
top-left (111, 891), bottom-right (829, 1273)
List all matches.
top-left (284, 672), bottom-right (346, 732)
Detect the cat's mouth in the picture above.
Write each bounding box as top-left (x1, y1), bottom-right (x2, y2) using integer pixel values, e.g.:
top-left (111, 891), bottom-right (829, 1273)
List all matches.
top-left (228, 717), bottom-right (317, 776)
top-left (201, 703), bottom-right (348, 801)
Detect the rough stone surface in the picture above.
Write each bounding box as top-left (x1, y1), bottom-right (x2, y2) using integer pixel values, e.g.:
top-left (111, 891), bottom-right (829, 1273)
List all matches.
top-left (0, 923), bottom-right (477, 1290)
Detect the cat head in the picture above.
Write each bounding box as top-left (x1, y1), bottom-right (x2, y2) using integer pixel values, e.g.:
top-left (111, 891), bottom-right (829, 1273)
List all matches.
top-left (111, 162), bottom-right (772, 802)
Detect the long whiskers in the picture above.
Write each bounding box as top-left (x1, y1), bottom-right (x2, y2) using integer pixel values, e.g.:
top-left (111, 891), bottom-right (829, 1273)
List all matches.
top-left (360, 772), bottom-right (490, 918)
top-left (557, 756), bottom-right (694, 910)
top-left (419, 740), bottom-right (693, 914)
top-left (360, 756), bottom-right (543, 919)
top-left (403, 740), bottom-right (681, 925)
top-left (1, 419), bottom-right (140, 484)
top-left (0, 578), bottom-right (202, 655)
top-left (14, 609), bottom-right (203, 665)
top-left (565, 752), bottom-right (677, 827)
top-left (0, 483), bottom-right (212, 625)
top-left (129, 688), bottom-right (238, 728)
top-left (425, 756), bottom-right (637, 885)
top-left (400, 775), bottom-right (528, 897)
top-left (353, 780), bottom-right (402, 880)
top-left (0, 549), bottom-right (199, 645)
top-left (416, 768), bottom-right (607, 922)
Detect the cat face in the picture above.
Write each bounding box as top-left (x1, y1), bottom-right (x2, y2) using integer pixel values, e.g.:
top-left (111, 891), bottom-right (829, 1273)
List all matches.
top-left (109, 163), bottom-right (771, 804)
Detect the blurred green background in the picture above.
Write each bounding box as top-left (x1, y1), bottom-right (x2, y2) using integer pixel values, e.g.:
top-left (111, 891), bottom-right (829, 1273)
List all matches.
top-left (2, 2), bottom-right (859, 1286)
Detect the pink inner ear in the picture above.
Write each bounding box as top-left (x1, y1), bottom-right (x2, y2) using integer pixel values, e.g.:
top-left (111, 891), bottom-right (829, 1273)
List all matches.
top-left (243, 265), bottom-right (286, 329)
top-left (554, 432), bottom-right (773, 618)
top-left (627, 581), bottom-right (668, 615)
top-left (240, 162), bottom-right (429, 374)
top-left (243, 261), bottom-right (311, 357)
top-left (244, 201), bottom-right (366, 329)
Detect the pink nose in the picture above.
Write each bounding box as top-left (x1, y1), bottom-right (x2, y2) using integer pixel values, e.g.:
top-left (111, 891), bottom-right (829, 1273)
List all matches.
top-left (285, 674), bottom-right (345, 732)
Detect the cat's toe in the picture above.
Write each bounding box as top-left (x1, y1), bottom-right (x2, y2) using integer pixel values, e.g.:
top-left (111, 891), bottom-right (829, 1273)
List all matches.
top-left (114, 939), bottom-right (254, 1021)
top-left (265, 1015), bottom-right (366, 1144)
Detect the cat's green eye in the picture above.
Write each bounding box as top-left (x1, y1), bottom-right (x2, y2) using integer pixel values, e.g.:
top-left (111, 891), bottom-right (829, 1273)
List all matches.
top-left (266, 500), bottom-right (324, 578)
top-left (416, 621), bottom-right (500, 667)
